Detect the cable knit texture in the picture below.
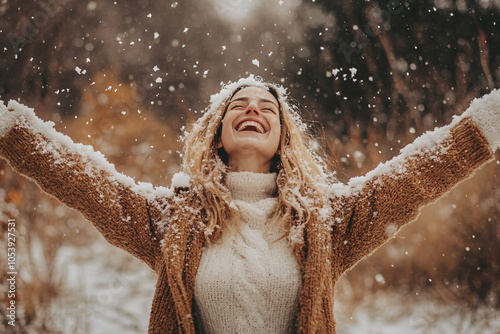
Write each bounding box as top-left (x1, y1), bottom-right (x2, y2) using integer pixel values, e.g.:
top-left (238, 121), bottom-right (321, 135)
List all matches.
top-left (0, 99), bottom-right (496, 333)
top-left (194, 172), bottom-right (302, 334)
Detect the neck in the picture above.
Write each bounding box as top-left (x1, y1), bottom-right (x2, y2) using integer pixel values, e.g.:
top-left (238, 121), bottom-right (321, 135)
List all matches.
top-left (226, 171), bottom-right (277, 202)
top-left (227, 154), bottom-right (271, 173)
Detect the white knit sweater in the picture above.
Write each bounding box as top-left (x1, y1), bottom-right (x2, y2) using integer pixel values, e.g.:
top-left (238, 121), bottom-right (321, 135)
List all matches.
top-left (194, 172), bottom-right (302, 334)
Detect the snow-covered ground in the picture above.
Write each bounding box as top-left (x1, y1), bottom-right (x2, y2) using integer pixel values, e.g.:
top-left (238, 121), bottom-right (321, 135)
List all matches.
top-left (52, 238), bottom-right (500, 334)
top-left (334, 291), bottom-right (500, 334)
top-left (53, 240), bottom-right (156, 334)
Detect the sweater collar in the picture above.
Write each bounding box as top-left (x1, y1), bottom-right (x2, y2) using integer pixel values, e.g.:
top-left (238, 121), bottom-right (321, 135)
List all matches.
top-left (226, 171), bottom-right (278, 202)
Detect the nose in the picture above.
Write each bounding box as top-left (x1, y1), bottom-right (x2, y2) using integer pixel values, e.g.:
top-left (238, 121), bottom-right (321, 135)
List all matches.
top-left (245, 102), bottom-right (260, 115)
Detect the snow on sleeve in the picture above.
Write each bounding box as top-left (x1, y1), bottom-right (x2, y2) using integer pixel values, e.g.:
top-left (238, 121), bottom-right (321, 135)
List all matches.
top-left (155, 185), bottom-right (174, 198)
top-left (341, 120), bottom-right (457, 196)
top-left (4, 99), bottom-right (172, 201)
top-left (1, 99), bottom-right (30, 136)
top-left (331, 92), bottom-right (498, 198)
top-left (463, 89), bottom-right (500, 150)
top-left (171, 172), bottom-right (191, 188)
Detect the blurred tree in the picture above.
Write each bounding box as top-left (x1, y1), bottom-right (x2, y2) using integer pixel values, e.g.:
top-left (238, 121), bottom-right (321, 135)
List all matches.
top-left (287, 0), bottom-right (500, 143)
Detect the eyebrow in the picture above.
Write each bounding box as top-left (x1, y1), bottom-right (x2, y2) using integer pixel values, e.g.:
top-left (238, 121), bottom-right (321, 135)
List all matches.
top-left (228, 97), bottom-right (279, 108)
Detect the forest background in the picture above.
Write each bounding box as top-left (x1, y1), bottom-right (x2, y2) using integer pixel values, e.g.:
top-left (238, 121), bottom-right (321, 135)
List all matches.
top-left (0, 0), bottom-right (499, 332)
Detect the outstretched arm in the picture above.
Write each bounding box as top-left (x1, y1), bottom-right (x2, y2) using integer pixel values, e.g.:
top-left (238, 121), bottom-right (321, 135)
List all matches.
top-left (0, 100), bottom-right (174, 271)
top-left (331, 90), bottom-right (500, 273)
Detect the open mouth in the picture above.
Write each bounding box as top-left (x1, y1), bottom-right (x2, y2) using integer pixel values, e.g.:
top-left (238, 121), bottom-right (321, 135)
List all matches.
top-left (236, 120), bottom-right (266, 133)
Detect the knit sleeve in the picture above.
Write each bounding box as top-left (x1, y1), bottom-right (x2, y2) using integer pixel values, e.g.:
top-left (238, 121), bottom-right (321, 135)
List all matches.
top-left (0, 100), bottom-right (174, 271)
top-left (330, 116), bottom-right (494, 273)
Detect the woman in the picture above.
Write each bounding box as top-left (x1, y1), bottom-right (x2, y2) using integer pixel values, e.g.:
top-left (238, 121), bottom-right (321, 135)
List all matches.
top-left (0, 75), bottom-right (499, 333)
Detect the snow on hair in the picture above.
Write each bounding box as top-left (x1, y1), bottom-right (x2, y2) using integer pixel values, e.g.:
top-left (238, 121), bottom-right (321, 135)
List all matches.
top-left (180, 75), bottom-right (333, 243)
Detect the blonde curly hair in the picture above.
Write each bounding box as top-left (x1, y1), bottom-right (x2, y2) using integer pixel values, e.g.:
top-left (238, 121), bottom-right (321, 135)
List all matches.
top-left (180, 75), bottom-right (333, 243)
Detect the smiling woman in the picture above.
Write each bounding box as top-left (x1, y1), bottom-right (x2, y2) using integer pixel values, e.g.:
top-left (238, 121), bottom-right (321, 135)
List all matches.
top-left (0, 75), bottom-right (499, 333)
top-left (218, 86), bottom-right (282, 173)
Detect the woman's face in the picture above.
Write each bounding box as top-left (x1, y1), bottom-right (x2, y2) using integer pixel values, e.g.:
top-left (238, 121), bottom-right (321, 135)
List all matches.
top-left (219, 86), bottom-right (281, 168)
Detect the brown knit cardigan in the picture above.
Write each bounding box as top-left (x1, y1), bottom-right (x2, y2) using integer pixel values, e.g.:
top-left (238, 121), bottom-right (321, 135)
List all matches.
top-left (0, 114), bottom-right (494, 333)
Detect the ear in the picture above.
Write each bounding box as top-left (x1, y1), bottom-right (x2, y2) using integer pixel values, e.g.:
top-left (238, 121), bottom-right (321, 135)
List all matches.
top-left (216, 138), bottom-right (223, 149)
